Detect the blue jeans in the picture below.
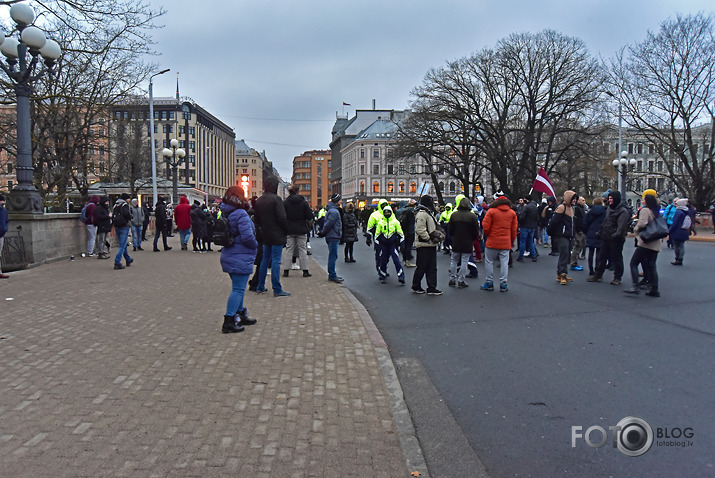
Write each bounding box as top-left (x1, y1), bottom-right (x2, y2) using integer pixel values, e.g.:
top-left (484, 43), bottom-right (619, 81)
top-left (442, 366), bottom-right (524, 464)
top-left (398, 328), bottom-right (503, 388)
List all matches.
top-left (226, 273), bottom-right (250, 316)
top-left (518, 228), bottom-right (537, 259)
top-left (258, 244), bottom-right (285, 293)
top-left (327, 239), bottom-right (339, 279)
top-left (179, 229), bottom-right (191, 246)
top-left (115, 227), bottom-right (131, 265)
top-left (131, 225), bottom-right (142, 248)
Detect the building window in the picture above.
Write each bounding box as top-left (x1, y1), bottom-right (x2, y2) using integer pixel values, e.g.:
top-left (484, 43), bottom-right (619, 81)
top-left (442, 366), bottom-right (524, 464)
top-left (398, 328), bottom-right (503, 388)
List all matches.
top-left (649, 144), bottom-right (655, 155)
top-left (410, 164), bottom-right (416, 174)
top-left (6, 162), bottom-right (13, 174)
top-left (179, 140), bottom-right (185, 148)
top-left (373, 150), bottom-right (380, 158)
top-left (628, 143), bottom-right (633, 154)
top-left (388, 181), bottom-right (394, 193)
top-left (373, 182), bottom-right (379, 193)
top-left (360, 182), bottom-right (365, 194)
top-left (637, 143), bottom-right (643, 154)
top-left (189, 127), bottom-right (195, 136)
top-left (387, 165), bottom-right (393, 175)
top-left (99, 146), bottom-right (105, 156)
top-left (360, 150), bottom-right (365, 159)
top-left (189, 141), bottom-right (195, 151)
top-left (438, 181), bottom-right (444, 192)
top-left (169, 111), bottom-right (175, 120)
top-left (183, 112), bottom-right (190, 120)
top-left (360, 164), bottom-right (365, 175)
top-left (373, 164), bottom-right (379, 175)
top-left (163, 124), bottom-right (173, 133)
top-left (398, 164), bottom-right (405, 175)
top-left (399, 182), bottom-right (405, 193)
top-left (179, 125), bottom-right (185, 134)
top-left (449, 182), bottom-right (456, 194)
top-left (410, 182), bottom-right (416, 193)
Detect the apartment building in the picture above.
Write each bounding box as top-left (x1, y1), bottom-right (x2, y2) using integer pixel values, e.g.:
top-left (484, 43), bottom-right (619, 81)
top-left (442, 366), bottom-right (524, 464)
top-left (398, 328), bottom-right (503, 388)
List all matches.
top-left (291, 150), bottom-right (331, 207)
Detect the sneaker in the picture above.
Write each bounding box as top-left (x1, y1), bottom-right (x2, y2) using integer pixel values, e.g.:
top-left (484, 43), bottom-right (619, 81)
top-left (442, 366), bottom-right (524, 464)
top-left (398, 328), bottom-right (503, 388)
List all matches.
top-left (587, 275), bottom-right (602, 282)
top-left (88, 253), bottom-right (96, 257)
top-left (623, 287), bottom-right (640, 295)
top-left (610, 279), bottom-right (621, 285)
top-left (126, 258), bottom-right (134, 267)
top-left (480, 281), bottom-right (494, 291)
top-left (570, 265), bottom-right (584, 271)
top-left (255, 287), bottom-right (267, 294)
top-left (329, 276), bottom-right (344, 283)
top-left (448, 279), bottom-right (457, 287)
top-left (379, 278), bottom-right (387, 284)
top-left (500, 282), bottom-right (509, 292)
top-left (291, 263), bottom-right (300, 270)
top-left (516, 257), bottom-right (524, 262)
top-left (0, 273), bottom-right (10, 279)
top-left (426, 289), bottom-right (443, 296)
top-left (274, 291), bottom-right (291, 298)
top-left (113, 263), bottom-right (125, 270)
top-left (398, 277), bottom-right (405, 285)
top-left (457, 281), bottom-right (469, 288)
top-left (412, 287), bottom-right (426, 294)
top-left (645, 290), bottom-right (660, 297)
top-left (532, 257), bottom-right (538, 262)
top-left (548, 252), bottom-right (560, 256)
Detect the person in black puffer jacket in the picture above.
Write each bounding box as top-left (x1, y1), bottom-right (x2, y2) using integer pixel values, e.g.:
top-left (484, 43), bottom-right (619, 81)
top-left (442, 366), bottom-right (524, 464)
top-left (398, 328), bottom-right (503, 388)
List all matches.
top-left (281, 185), bottom-right (313, 277)
top-left (254, 177), bottom-right (289, 296)
top-left (94, 196), bottom-right (112, 259)
top-left (342, 202), bottom-right (359, 263)
top-left (190, 200), bottom-right (208, 252)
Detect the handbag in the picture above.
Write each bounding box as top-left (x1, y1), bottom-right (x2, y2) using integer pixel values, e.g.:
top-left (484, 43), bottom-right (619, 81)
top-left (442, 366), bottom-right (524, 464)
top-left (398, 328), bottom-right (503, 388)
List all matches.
top-left (428, 216), bottom-right (446, 243)
top-left (639, 216), bottom-right (668, 242)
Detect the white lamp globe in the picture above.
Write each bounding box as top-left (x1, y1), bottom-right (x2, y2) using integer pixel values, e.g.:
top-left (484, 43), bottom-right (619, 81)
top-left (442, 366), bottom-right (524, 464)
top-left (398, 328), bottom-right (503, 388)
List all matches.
top-left (10, 3), bottom-right (35, 27)
top-left (21, 26), bottom-right (46, 50)
top-left (176, 148), bottom-right (186, 158)
top-left (612, 159), bottom-right (620, 167)
top-left (620, 151), bottom-right (628, 159)
top-left (629, 158), bottom-right (637, 167)
top-left (40, 39), bottom-right (61, 60)
top-left (620, 158), bottom-right (628, 166)
top-left (170, 138), bottom-right (179, 148)
top-left (1, 37), bottom-right (20, 58)
top-left (162, 148), bottom-right (173, 158)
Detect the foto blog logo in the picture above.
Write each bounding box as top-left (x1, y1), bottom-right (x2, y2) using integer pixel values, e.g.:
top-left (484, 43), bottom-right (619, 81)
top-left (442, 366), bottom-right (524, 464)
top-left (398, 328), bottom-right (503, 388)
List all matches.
top-left (572, 416), bottom-right (654, 457)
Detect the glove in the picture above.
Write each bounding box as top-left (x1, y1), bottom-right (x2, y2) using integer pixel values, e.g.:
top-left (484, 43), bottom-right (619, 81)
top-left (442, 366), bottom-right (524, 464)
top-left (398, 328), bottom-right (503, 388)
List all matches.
top-left (365, 234), bottom-right (372, 247)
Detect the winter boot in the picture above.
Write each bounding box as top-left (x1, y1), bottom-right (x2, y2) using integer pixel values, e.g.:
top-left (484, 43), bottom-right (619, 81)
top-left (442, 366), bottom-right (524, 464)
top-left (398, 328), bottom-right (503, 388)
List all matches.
top-left (222, 315), bottom-right (244, 334)
top-left (237, 308), bottom-right (257, 326)
top-left (303, 270), bottom-right (312, 277)
top-left (283, 270), bottom-right (289, 277)
top-left (560, 273), bottom-right (568, 285)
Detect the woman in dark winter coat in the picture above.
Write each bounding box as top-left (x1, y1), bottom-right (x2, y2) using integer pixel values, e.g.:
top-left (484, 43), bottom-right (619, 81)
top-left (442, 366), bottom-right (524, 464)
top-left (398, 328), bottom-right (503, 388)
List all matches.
top-left (190, 200), bottom-right (208, 252)
top-left (448, 197), bottom-right (479, 287)
top-left (583, 197), bottom-right (607, 276)
top-left (342, 202), bottom-right (359, 262)
top-left (219, 186), bottom-right (258, 334)
top-left (94, 196), bottom-right (112, 259)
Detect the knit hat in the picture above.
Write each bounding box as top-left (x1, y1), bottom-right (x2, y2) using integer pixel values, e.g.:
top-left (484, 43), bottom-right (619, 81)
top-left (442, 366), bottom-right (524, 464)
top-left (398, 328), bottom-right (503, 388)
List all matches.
top-left (120, 193), bottom-right (131, 201)
top-left (330, 193), bottom-right (341, 203)
top-left (419, 195), bottom-right (435, 212)
top-left (642, 189), bottom-right (657, 199)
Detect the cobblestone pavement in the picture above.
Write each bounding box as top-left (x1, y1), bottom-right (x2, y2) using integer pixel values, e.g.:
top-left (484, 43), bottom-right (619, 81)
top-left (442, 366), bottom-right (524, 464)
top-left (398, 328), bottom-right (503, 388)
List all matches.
top-left (0, 238), bottom-right (412, 477)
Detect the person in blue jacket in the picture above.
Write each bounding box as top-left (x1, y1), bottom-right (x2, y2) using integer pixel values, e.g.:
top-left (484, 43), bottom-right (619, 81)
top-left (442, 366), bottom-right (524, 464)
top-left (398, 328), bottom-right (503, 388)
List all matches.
top-left (667, 198), bottom-right (691, 266)
top-left (219, 186), bottom-right (259, 334)
top-left (319, 194), bottom-right (344, 283)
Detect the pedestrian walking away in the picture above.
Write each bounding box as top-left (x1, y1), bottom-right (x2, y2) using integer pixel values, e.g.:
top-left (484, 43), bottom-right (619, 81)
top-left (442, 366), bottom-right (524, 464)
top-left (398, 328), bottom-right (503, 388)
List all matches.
top-left (548, 190), bottom-right (577, 285)
top-left (320, 194), bottom-right (344, 283)
top-left (448, 197), bottom-right (479, 288)
top-left (254, 176), bottom-right (290, 297)
top-left (81, 195), bottom-right (99, 256)
top-left (342, 202), bottom-right (359, 263)
top-left (174, 196), bottom-right (192, 250)
top-left (282, 185), bottom-right (313, 277)
top-left (153, 197), bottom-right (172, 252)
top-left (412, 195), bottom-right (442, 295)
top-left (219, 185), bottom-right (258, 333)
top-left (668, 198), bottom-right (691, 266)
top-left (129, 198), bottom-right (145, 251)
top-left (624, 189), bottom-right (662, 297)
top-left (112, 193), bottom-right (134, 269)
top-left (480, 195), bottom-right (518, 292)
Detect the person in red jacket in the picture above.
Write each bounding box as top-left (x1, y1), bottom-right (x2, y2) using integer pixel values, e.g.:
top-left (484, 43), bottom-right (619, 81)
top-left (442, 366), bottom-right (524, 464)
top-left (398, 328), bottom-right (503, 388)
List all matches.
top-left (173, 196), bottom-right (192, 250)
top-left (480, 195), bottom-right (518, 292)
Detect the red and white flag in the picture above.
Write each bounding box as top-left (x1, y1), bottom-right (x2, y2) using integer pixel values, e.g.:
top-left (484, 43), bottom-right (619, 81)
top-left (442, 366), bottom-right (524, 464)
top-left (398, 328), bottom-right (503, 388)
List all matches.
top-left (342, 102), bottom-right (351, 106)
top-left (532, 166), bottom-right (555, 198)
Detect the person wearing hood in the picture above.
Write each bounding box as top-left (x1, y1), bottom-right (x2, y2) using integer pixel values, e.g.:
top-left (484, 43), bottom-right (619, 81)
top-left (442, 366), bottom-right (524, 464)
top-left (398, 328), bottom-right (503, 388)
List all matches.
top-left (439, 203), bottom-right (453, 254)
top-left (668, 198), bottom-right (691, 266)
top-left (174, 196), bottom-right (192, 250)
top-left (375, 205), bottom-right (405, 284)
top-left (282, 185), bottom-right (313, 277)
top-left (94, 196), bottom-right (112, 259)
top-left (517, 195), bottom-right (539, 263)
top-left (153, 196), bottom-right (172, 252)
top-left (129, 198), bottom-right (145, 251)
top-left (83, 195), bottom-right (100, 256)
top-left (190, 200), bottom-right (208, 252)
top-left (396, 199), bottom-right (417, 267)
top-left (342, 202), bottom-right (359, 263)
top-left (448, 197), bottom-right (479, 288)
top-left (412, 195), bottom-right (442, 295)
top-left (583, 197), bottom-right (607, 276)
top-left (112, 193), bottom-right (133, 269)
top-left (549, 190), bottom-right (578, 285)
top-left (254, 176), bottom-right (290, 297)
top-left (219, 185), bottom-right (258, 333)
top-left (366, 199), bottom-right (390, 275)
top-left (588, 190), bottom-right (631, 284)
top-left (480, 195), bottom-right (518, 292)
top-left (320, 194), bottom-right (344, 283)
top-left (539, 196), bottom-right (557, 252)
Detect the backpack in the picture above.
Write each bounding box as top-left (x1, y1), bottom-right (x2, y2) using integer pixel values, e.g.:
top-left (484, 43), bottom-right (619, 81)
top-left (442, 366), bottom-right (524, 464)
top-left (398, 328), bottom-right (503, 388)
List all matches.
top-left (112, 204), bottom-right (128, 228)
top-left (211, 216), bottom-right (235, 247)
top-left (79, 204), bottom-right (90, 224)
top-left (681, 215), bottom-right (692, 229)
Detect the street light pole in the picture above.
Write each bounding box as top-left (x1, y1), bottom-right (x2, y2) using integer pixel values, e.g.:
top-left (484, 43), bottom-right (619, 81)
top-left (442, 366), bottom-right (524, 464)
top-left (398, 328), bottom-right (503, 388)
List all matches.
top-left (149, 68), bottom-right (170, 208)
top-left (612, 151), bottom-right (637, 202)
top-left (0, 2), bottom-right (62, 214)
top-left (162, 139), bottom-right (185, 206)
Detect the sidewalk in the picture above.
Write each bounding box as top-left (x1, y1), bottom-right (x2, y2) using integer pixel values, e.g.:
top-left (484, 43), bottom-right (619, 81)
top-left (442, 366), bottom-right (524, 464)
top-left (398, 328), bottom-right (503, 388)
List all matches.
top-left (0, 237), bottom-right (424, 477)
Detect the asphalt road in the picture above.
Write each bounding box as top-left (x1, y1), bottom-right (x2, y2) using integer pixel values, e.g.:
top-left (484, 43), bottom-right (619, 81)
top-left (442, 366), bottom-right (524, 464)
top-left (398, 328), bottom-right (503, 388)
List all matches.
top-left (308, 235), bottom-right (714, 478)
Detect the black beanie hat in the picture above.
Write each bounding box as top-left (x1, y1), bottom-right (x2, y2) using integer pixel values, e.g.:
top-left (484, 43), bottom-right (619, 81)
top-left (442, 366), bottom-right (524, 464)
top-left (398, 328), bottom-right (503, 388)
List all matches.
top-left (420, 195), bottom-right (435, 211)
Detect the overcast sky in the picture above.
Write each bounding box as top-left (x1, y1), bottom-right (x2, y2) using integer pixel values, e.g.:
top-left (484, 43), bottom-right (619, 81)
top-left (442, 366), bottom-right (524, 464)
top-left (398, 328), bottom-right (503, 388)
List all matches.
top-left (145, 0), bottom-right (714, 179)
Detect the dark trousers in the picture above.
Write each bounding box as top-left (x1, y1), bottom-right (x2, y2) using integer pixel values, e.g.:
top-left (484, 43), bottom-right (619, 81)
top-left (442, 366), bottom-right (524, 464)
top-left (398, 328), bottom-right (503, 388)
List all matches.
top-left (629, 247), bottom-right (659, 292)
top-left (402, 232), bottom-right (414, 261)
top-left (587, 247), bottom-right (601, 275)
top-left (412, 247), bottom-right (437, 291)
top-left (344, 241), bottom-right (354, 260)
top-left (153, 226), bottom-right (169, 249)
top-left (142, 222), bottom-right (149, 241)
top-left (595, 237), bottom-right (625, 279)
top-left (556, 237), bottom-right (572, 275)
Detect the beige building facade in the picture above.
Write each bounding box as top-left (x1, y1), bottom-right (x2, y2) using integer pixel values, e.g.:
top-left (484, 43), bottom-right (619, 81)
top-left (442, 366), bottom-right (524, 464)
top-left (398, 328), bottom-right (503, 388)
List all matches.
top-left (291, 150), bottom-right (332, 208)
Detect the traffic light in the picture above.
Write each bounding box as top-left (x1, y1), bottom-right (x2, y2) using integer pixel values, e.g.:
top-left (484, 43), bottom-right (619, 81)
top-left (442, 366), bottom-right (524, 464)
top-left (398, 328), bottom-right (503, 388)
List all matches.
top-left (240, 174), bottom-right (249, 197)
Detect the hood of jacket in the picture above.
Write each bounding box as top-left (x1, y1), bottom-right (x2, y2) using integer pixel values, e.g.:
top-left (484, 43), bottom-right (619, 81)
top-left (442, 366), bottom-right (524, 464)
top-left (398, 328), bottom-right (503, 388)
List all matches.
top-left (608, 191), bottom-right (623, 209)
top-left (563, 190), bottom-right (578, 204)
top-left (491, 196), bottom-right (512, 210)
top-left (286, 193), bottom-right (306, 206)
top-left (457, 197), bottom-right (472, 211)
top-left (179, 196), bottom-right (189, 205)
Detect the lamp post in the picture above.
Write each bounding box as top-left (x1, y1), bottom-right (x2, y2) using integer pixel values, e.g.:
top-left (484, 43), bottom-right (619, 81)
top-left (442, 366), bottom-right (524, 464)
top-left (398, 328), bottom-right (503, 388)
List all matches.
top-left (162, 139), bottom-right (185, 206)
top-left (149, 68), bottom-right (170, 208)
top-left (0, 2), bottom-right (62, 214)
top-left (612, 150), bottom-right (637, 202)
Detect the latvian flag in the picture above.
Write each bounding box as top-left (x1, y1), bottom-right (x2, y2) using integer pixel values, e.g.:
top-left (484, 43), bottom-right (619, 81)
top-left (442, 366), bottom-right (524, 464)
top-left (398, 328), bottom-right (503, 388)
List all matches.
top-left (532, 166), bottom-right (555, 198)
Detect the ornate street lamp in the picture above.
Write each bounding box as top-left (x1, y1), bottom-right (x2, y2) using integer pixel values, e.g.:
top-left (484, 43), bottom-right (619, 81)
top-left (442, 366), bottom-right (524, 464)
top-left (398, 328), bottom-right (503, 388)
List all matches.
top-left (612, 150), bottom-right (637, 201)
top-left (0, 2), bottom-right (62, 214)
top-left (149, 68), bottom-right (170, 208)
top-left (162, 139), bottom-right (185, 206)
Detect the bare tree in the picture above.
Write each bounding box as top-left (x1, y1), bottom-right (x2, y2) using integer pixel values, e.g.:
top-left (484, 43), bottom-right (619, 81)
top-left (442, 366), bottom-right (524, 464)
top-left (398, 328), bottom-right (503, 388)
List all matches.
top-left (609, 13), bottom-right (715, 210)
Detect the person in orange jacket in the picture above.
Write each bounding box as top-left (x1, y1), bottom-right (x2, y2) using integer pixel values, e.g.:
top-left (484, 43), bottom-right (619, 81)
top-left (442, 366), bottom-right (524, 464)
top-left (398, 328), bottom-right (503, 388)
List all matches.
top-left (480, 195), bottom-right (518, 292)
